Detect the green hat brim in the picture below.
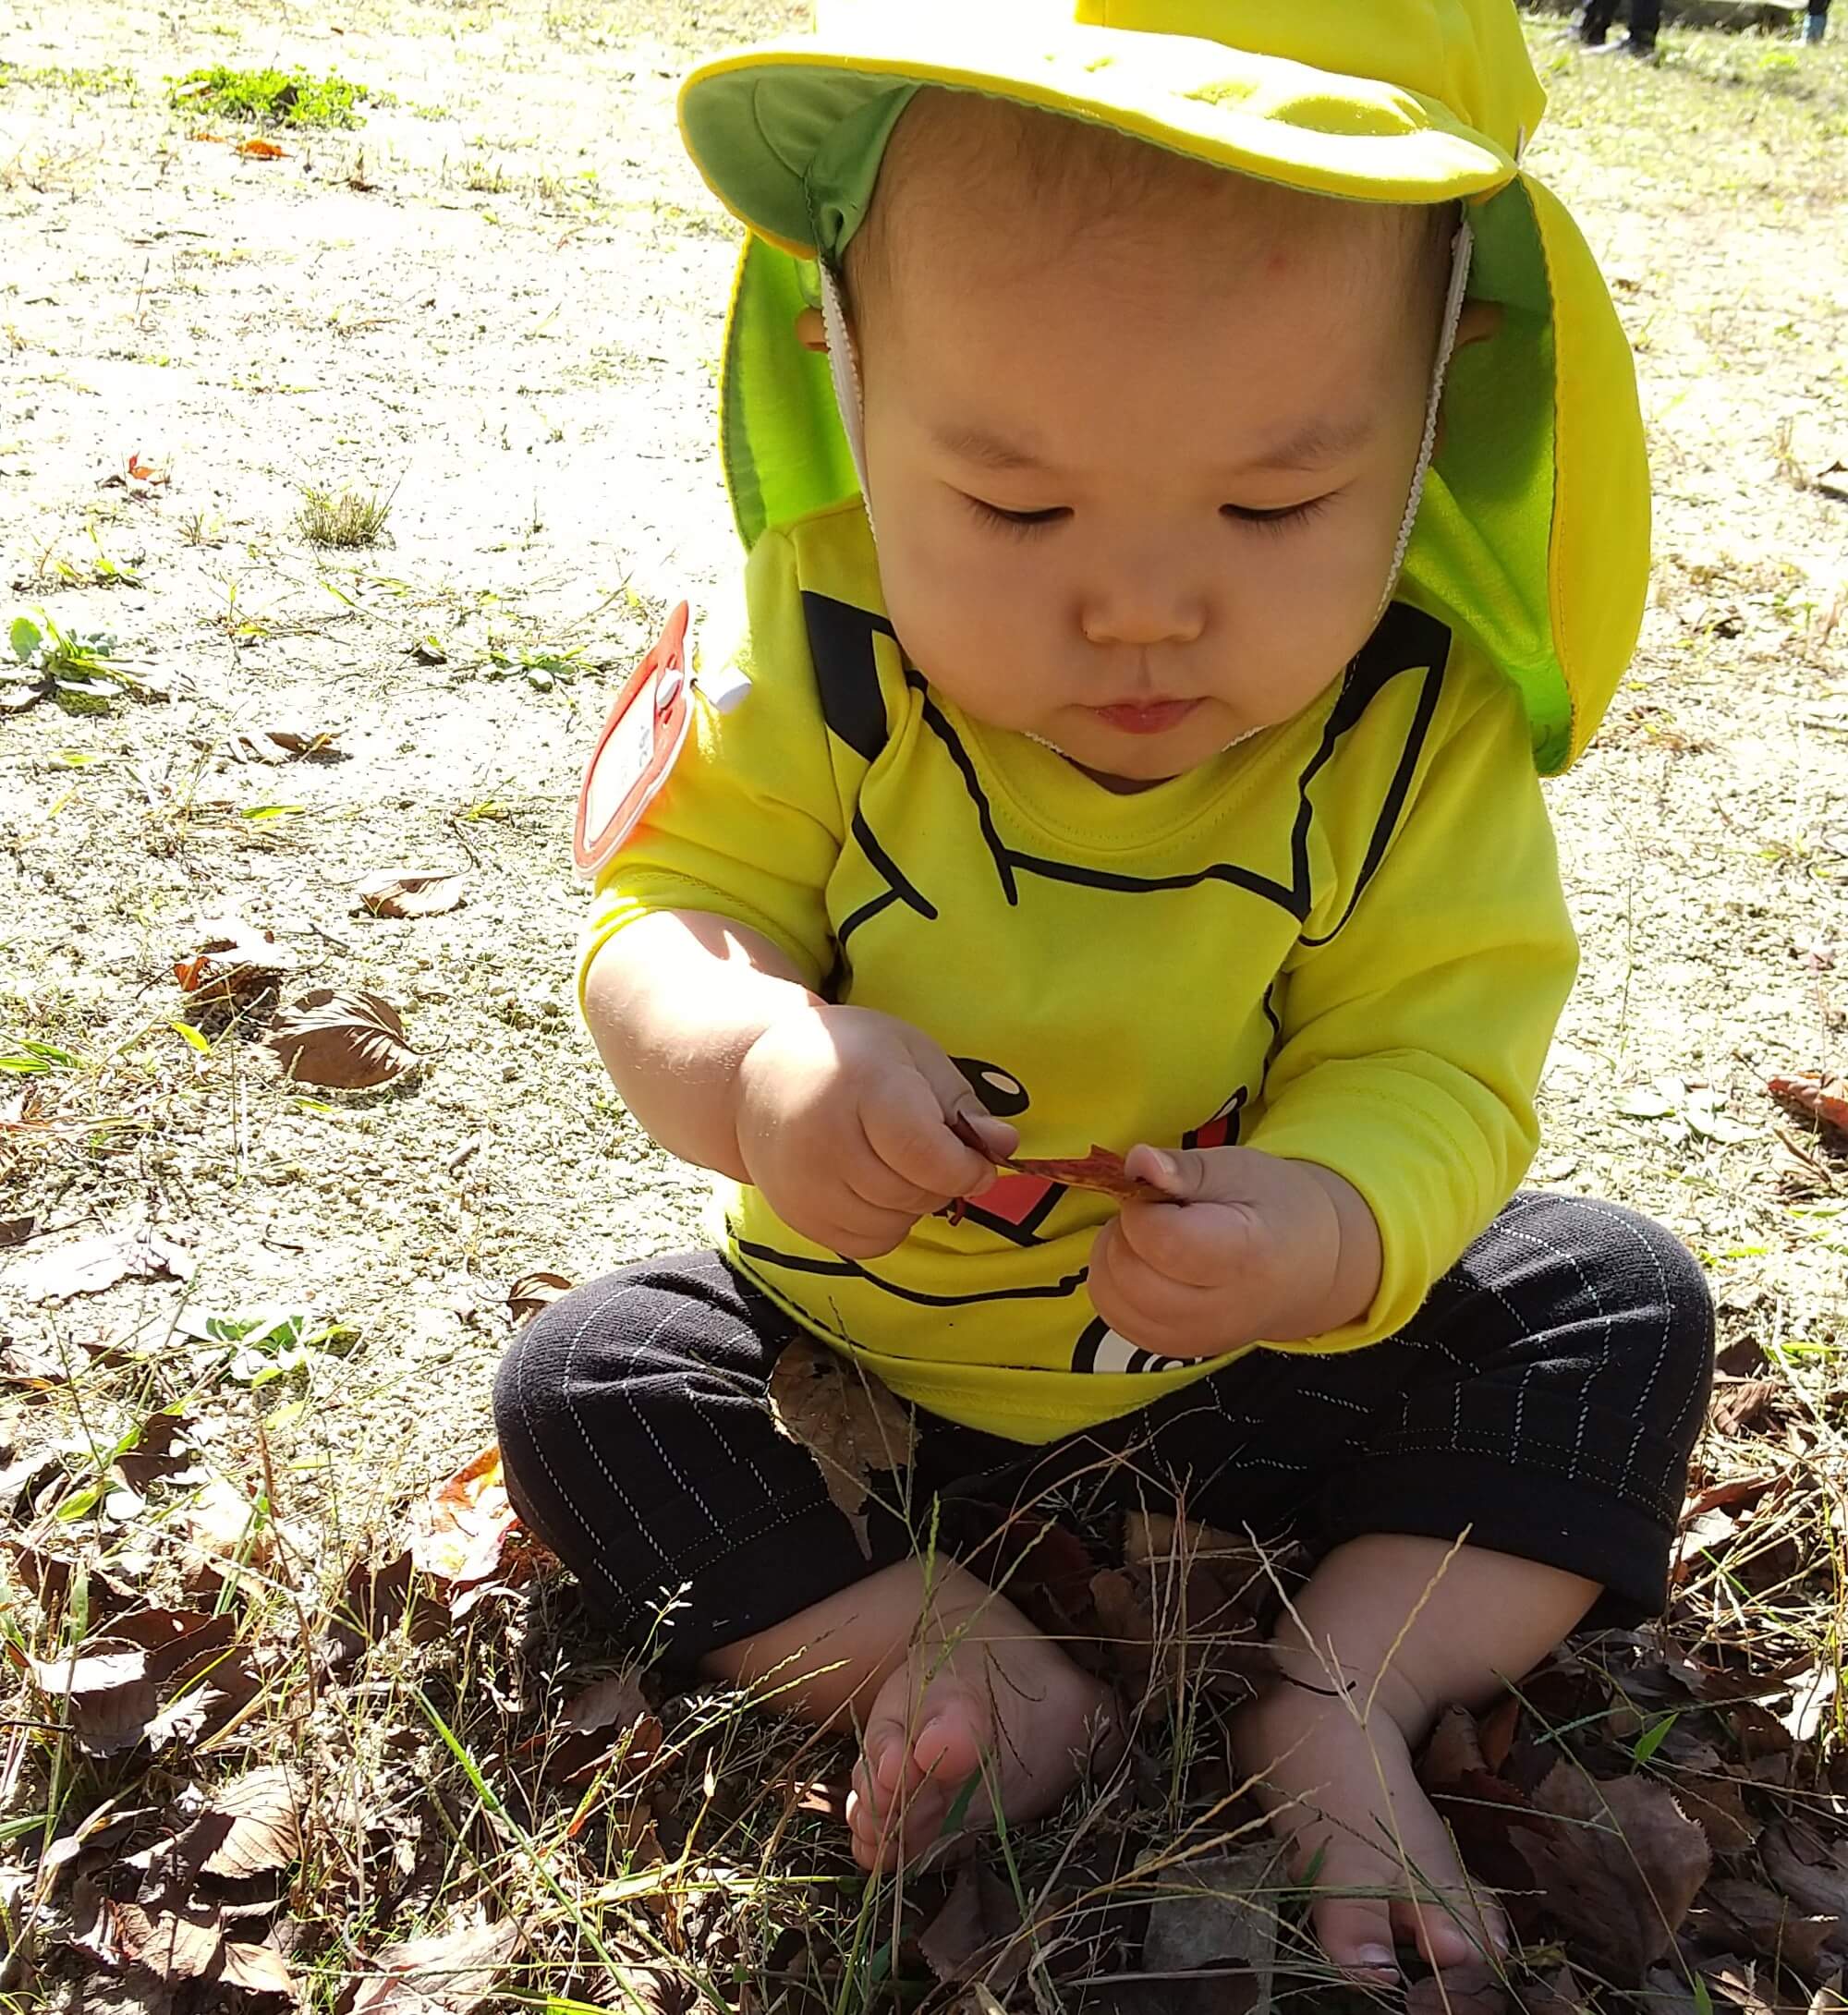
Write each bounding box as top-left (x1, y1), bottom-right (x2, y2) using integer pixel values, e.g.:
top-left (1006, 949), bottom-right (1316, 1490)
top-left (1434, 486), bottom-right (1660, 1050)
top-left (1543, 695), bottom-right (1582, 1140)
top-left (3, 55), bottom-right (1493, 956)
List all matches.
top-left (682, 32), bottom-right (1515, 259)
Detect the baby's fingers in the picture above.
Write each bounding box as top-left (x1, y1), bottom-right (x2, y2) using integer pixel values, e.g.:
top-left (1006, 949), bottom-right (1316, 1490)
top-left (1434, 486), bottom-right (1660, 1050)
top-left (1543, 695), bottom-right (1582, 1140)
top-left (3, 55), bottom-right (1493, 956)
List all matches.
top-left (859, 1070), bottom-right (995, 1199)
top-left (1115, 1196), bottom-right (1257, 1289)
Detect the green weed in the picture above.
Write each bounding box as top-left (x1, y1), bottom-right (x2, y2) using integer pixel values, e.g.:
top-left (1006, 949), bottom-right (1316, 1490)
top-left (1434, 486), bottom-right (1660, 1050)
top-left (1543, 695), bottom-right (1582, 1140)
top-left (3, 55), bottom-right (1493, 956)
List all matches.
top-left (0, 63), bottom-right (137, 95)
top-left (167, 65), bottom-right (377, 129)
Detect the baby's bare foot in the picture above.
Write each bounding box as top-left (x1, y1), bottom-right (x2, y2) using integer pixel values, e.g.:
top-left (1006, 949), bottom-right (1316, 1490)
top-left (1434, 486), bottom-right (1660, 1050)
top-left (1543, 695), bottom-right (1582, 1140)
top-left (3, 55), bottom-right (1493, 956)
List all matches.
top-left (1236, 1674), bottom-right (1508, 1984)
top-left (845, 1561), bottom-right (1120, 1872)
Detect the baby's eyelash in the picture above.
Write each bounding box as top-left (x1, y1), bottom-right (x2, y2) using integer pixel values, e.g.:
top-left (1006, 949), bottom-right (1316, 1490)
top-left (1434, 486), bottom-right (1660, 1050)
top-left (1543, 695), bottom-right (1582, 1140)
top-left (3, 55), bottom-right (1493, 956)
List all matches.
top-left (963, 496), bottom-right (1068, 538)
top-left (1222, 496), bottom-right (1331, 533)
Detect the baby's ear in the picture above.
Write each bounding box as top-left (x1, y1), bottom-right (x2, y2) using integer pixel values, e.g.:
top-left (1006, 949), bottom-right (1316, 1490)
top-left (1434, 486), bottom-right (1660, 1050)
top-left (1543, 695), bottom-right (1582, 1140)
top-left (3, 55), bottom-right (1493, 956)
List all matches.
top-left (1432, 300), bottom-right (1503, 457)
top-left (1453, 298), bottom-right (1503, 352)
top-left (795, 306), bottom-right (829, 354)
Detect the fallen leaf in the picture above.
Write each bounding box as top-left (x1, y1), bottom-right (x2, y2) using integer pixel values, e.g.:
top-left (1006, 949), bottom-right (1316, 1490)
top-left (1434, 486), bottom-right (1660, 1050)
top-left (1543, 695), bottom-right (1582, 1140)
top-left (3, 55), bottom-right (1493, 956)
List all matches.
top-left (408, 1446), bottom-right (521, 1589)
top-left (1510, 1763), bottom-right (1711, 1982)
top-left (1141, 1846), bottom-right (1278, 2010)
top-left (226, 727), bottom-right (339, 764)
top-left (0, 1214), bottom-right (34, 1245)
top-left (323, 1549), bottom-right (444, 1667)
top-left (1714, 1379), bottom-right (1782, 1437)
top-left (766, 1337), bottom-right (916, 1558)
top-left (40, 1796), bottom-right (158, 1888)
top-left (1763, 1825), bottom-right (1848, 1928)
top-left (918, 1861), bottom-right (1029, 1991)
top-left (265, 987), bottom-right (418, 1090)
top-left (1089, 1536), bottom-right (1276, 1713)
top-left (1781, 1664), bottom-right (1841, 1746)
top-left (6, 1540), bottom-right (140, 1620)
top-left (216, 1940), bottom-right (295, 1996)
top-left (1768, 1074), bottom-right (1848, 1142)
top-left (172, 916), bottom-right (295, 1001)
top-left (1684, 1088), bottom-right (1758, 1146)
top-left (506, 1272), bottom-right (570, 1323)
top-left (1406, 1968), bottom-right (1505, 2015)
top-left (1687, 1876), bottom-right (1840, 1978)
top-left (177, 1766), bottom-right (299, 1879)
top-left (125, 453), bottom-right (169, 485)
top-left (108, 1892), bottom-right (222, 1983)
top-left (346, 1908), bottom-right (519, 2015)
top-left (106, 1606), bottom-right (238, 1687)
top-left (26, 1643), bottom-right (159, 1755)
top-left (114, 1409), bottom-right (200, 1490)
top-left (177, 1476), bottom-right (261, 1561)
top-left (237, 138), bottom-right (286, 159)
top-left (9, 1226), bottom-right (192, 1302)
top-left (353, 870), bottom-right (467, 918)
top-left (1512, 1963), bottom-right (1588, 2014)
top-left (563, 1670), bottom-right (652, 1739)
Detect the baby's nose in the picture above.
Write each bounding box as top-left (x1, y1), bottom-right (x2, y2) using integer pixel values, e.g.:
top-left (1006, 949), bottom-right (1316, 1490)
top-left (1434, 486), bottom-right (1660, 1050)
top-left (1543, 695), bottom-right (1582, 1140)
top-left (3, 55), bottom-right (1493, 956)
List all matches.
top-left (1079, 577), bottom-right (1207, 649)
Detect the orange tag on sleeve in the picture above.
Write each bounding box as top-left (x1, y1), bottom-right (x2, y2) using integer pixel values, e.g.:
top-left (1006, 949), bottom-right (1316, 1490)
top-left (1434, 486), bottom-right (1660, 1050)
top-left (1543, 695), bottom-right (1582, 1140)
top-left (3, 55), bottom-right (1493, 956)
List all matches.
top-left (572, 602), bottom-right (693, 878)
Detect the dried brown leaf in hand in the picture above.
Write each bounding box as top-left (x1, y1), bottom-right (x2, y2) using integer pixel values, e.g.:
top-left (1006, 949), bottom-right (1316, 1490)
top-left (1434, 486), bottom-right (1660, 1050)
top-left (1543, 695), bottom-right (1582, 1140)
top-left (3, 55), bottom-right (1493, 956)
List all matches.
top-left (172, 919), bottom-right (294, 1003)
top-left (766, 1338), bottom-right (915, 1559)
top-left (506, 1271), bottom-right (571, 1323)
top-left (353, 869), bottom-right (467, 918)
top-left (1511, 1763), bottom-right (1711, 1982)
top-left (265, 987), bottom-right (417, 1090)
top-left (1405, 1967), bottom-right (1505, 2015)
top-left (346, 1909), bottom-right (519, 2015)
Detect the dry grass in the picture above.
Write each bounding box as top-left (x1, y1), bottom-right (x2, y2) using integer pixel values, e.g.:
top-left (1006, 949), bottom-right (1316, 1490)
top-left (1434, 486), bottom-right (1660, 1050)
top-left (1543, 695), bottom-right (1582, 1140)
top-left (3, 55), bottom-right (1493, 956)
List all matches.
top-left (294, 485), bottom-right (394, 550)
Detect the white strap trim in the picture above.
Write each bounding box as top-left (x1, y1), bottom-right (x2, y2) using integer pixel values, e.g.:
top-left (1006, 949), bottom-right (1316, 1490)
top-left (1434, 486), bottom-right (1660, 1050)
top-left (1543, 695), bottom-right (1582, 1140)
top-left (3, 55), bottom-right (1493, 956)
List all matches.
top-left (819, 260), bottom-right (876, 541)
top-left (1377, 214), bottom-right (1476, 621)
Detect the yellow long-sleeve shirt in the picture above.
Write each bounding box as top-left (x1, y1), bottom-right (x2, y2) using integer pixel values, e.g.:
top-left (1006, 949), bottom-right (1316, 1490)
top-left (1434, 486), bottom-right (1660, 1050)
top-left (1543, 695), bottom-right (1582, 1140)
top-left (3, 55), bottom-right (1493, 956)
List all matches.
top-left (581, 498), bottom-right (1578, 1442)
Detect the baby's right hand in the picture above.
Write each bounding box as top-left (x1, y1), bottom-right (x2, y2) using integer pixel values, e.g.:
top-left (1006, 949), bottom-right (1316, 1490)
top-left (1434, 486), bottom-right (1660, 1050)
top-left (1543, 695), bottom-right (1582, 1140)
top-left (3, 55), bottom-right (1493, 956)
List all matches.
top-left (731, 1004), bottom-right (1017, 1258)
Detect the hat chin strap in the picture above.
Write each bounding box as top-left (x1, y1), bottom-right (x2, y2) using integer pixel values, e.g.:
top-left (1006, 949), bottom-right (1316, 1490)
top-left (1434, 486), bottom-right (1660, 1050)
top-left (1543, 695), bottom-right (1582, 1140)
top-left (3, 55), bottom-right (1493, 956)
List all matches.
top-left (1381, 214), bottom-right (1476, 622)
top-left (817, 215), bottom-right (1474, 747)
top-left (819, 260), bottom-right (877, 542)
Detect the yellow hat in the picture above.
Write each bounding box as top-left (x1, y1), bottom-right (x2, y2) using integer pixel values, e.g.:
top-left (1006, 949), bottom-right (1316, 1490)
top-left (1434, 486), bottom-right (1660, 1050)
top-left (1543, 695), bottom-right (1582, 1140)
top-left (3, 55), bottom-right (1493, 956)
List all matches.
top-left (680, 0), bottom-right (1650, 772)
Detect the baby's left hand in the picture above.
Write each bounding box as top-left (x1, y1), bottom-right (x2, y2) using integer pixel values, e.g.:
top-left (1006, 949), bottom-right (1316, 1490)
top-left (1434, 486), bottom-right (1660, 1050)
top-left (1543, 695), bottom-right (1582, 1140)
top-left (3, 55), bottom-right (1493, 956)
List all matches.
top-left (1088, 1146), bottom-right (1382, 1361)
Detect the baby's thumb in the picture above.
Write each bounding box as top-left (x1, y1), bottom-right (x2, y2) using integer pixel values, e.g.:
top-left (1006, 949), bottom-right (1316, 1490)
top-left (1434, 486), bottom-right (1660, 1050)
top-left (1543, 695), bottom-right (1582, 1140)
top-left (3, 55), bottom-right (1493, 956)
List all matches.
top-left (948, 1098), bottom-right (1018, 1165)
top-left (1125, 1143), bottom-right (1210, 1202)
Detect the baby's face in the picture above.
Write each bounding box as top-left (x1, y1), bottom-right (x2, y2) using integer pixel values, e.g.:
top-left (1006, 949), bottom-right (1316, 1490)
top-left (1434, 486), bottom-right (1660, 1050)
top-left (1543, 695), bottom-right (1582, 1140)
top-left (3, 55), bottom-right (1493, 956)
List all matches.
top-left (851, 111), bottom-right (1443, 786)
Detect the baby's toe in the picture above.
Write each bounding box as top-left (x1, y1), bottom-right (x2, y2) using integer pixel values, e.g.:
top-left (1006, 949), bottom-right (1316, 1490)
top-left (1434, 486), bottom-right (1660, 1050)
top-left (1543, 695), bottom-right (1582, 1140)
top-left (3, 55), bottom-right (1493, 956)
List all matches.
top-left (1394, 1889), bottom-right (1508, 1972)
top-left (913, 1706), bottom-right (986, 1810)
top-left (1311, 1894), bottom-right (1402, 1987)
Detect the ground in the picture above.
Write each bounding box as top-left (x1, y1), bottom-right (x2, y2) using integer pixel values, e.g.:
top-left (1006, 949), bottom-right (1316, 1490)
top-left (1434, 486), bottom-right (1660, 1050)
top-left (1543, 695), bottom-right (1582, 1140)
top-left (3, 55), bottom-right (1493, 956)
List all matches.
top-left (1, 6), bottom-right (1846, 2014)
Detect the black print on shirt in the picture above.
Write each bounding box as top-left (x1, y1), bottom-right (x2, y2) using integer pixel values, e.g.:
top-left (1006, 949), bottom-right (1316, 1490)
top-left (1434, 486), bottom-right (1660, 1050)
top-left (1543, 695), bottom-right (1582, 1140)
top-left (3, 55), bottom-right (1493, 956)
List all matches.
top-left (801, 590), bottom-right (1452, 944)
top-left (1071, 1316), bottom-right (1193, 1377)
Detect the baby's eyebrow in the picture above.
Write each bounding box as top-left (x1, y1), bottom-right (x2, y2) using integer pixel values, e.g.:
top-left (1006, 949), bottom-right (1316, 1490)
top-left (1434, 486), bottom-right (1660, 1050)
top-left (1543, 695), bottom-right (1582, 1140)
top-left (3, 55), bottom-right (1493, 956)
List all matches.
top-left (932, 412), bottom-right (1377, 479)
top-left (932, 422), bottom-right (1052, 473)
top-left (1239, 412), bottom-right (1378, 472)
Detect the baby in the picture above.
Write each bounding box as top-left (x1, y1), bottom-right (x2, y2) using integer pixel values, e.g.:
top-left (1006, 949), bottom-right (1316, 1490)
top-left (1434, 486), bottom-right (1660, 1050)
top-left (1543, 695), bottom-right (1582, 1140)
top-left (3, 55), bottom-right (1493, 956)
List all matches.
top-left (497, 0), bottom-right (1714, 1984)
